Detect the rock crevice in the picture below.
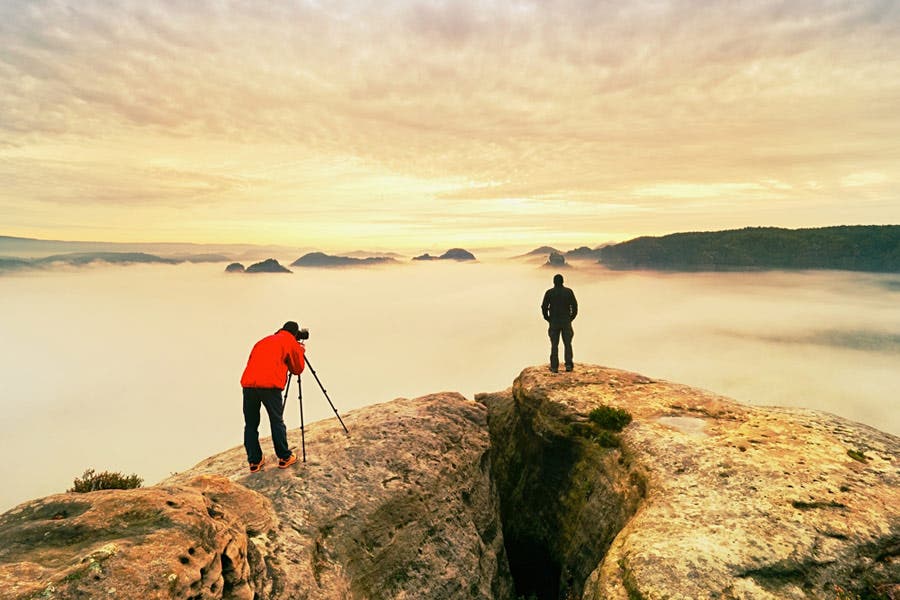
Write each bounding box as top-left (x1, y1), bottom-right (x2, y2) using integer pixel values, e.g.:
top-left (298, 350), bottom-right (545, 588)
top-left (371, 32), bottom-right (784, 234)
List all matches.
top-left (478, 377), bottom-right (646, 600)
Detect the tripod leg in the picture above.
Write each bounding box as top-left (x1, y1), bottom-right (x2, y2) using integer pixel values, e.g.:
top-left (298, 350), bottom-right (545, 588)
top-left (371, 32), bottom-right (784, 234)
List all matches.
top-left (298, 374), bottom-right (306, 463)
top-left (304, 356), bottom-right (350, 435)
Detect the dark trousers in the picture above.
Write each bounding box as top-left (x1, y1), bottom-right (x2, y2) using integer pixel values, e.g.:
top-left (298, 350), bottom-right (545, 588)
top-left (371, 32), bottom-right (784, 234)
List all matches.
top-left (243, 387), bottom-right (291, 463)
top-left (548, 322), bottom-right (574, 370)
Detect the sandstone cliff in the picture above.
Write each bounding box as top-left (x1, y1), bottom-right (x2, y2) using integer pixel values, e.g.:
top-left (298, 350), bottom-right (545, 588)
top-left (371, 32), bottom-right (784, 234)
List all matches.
top-left (1, 366), bottom-right (897, 599)
top-left (484, 365), bottom-right (899, 599)
top-left (0, 394), bottom-right (508, 599)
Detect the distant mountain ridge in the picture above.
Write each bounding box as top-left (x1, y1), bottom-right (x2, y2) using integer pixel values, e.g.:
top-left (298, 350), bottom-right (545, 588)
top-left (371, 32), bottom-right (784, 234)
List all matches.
top-left (522, 246), bottom-right (560, 256)
top-left (519, 246), bottom-right (605, 260)
top-left (413, 248), bottom-right (476, 261)
top-left (291, 252), bottom-right (397, 267)
top-left (40, 252), bottom-right (179, 265)
top-left (0, 235), bottom-right (294, 262)
top-left (0, 251), bottom-right (182, 271)
top-left (598, 226), bottom-right (900, 272)
top-left (7, 228), bottom-right (899, 274)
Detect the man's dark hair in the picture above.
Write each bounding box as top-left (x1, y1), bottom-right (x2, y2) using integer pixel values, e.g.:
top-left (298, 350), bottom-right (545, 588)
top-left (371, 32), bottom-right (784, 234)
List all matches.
top-left (553, 273), bottom-right (564, 286)
top-left (280, 321), bottom-right (300, 338)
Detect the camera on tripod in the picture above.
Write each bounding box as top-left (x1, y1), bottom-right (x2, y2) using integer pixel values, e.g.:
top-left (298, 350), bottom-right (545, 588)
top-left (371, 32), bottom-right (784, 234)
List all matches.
top-left (281, 323), bottom-right (348, 462)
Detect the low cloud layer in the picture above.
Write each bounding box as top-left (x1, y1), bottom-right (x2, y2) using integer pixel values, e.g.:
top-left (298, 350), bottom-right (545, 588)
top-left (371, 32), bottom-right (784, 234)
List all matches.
top-left (1, 262), bottom-right (898, 511)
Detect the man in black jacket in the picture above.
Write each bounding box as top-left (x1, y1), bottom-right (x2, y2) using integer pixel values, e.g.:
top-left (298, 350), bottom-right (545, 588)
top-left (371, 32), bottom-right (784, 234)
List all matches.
top-left (541, 273), bottom-right (578, 372)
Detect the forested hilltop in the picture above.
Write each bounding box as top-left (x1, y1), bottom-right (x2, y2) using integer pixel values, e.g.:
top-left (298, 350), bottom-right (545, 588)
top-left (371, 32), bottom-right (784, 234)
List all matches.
top-left (598, 225), bottom-right (900, 272)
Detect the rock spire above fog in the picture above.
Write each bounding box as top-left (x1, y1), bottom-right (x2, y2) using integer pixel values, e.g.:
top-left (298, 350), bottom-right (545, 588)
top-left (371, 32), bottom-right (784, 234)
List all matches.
top-left (413, 248), bottom-right (476, 261)
top-left (244, 258), bottom-right (292, 273)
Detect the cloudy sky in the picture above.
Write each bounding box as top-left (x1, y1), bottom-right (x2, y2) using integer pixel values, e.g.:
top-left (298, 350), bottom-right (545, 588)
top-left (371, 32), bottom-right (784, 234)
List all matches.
top-left (2, 0), bottom-right (899, 250)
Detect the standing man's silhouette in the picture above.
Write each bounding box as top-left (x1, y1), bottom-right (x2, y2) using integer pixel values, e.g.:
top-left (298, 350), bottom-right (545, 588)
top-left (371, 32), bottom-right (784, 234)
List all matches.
top-left (541, 273), bottom-right (578, 373)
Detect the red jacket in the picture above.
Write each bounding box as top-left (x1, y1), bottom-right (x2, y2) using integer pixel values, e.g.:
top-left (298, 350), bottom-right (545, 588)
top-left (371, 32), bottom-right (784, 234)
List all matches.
top-left (240, 330), bottom-right (305, 389)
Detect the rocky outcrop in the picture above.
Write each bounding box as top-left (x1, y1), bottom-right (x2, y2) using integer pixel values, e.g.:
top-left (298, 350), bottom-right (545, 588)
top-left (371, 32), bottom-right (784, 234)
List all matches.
top-left (1, 366), bottom-right (896, 599)
top-left (245, 259), bottom-right (291, 273)
top-left (0, 393), bottom-right (508, 599)
top-left (165, 393), bottom-right (509, 599)
top-left (439, 248), bottom-right (476, 261)
top-left (0, 475), bottom-right (279, 599)
top-left (545, 251), bottom-right (568, 268)
top-left (481, 365), bottom-right (899, 600)
top-left (224, 262), bottom-right (245, 273)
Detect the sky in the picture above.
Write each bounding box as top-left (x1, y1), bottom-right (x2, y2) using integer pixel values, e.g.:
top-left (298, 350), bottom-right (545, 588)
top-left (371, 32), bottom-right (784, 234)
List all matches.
top-left (2, 0), bottom-right (899, 251)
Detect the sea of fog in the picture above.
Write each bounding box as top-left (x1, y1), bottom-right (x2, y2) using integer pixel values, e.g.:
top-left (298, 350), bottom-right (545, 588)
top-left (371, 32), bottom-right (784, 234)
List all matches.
top-left (1, 259), bottom-right (898, 511)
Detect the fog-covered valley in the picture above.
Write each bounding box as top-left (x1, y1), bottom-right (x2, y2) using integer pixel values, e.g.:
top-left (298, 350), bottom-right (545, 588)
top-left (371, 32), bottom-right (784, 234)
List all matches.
top-left (1, 259), bottom-right (898, 511)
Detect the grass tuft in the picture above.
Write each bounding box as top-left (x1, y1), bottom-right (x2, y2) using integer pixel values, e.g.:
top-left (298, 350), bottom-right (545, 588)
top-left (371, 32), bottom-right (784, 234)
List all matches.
top-left (588, 406), bottom-right (633, 432)
top-left (846, 449), bottom-right (869, 463)
top-left (68, 469), bottom-right (143, 493)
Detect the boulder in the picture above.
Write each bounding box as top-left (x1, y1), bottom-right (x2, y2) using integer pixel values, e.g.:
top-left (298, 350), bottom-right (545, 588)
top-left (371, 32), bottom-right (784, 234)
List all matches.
top-left (0, 475), bottom-right (279, 599)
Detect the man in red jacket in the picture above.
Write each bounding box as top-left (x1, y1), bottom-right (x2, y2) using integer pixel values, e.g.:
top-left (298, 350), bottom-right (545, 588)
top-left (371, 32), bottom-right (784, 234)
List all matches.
top-left (240, 321), bottom-right (306, 472)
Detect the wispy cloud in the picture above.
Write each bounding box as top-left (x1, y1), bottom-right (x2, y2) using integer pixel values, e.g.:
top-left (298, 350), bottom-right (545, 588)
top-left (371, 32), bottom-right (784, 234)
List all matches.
top-left (1, 0), bottom-right (899, 245)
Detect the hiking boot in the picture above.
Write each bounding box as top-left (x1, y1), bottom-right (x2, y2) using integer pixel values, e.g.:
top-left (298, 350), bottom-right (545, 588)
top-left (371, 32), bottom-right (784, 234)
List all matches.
top-left (249, 456), bottom-right (266, 473)
top-left (550, 366), bottom-right (559, 373)
top-left (278, 453), bottom-right (298, 469)
top-left (565, 365), bottom-right (574, 372)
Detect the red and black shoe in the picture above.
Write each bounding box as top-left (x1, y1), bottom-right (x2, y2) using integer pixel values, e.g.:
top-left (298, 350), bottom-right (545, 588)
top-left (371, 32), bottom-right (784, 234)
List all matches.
top-left (278, 453), bottom-right (298, 469)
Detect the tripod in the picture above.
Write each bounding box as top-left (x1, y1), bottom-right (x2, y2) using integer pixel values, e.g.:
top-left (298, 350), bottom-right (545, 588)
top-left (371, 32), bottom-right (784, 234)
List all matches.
top-left (283, 354), bottom-right (349, 462)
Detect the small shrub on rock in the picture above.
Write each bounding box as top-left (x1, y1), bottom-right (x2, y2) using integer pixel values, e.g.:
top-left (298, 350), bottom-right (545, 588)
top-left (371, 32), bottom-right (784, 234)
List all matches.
top-left (846, 449), bottom-right (869, 462)
top-left (69, 469), bottom-right (143, 493)
top-left (588, 406), bottom-right (633, 431)
top-left (592, 430), bottom-right (621, 448)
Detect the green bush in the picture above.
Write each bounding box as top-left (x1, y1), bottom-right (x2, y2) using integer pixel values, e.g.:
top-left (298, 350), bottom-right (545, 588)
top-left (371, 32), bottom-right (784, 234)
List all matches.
top-left (588, 406), bottom-right (633, 431)
top-left (592, 430), bottom-right (621, 448)
top-left (68, 469), bottom-right (143, 493)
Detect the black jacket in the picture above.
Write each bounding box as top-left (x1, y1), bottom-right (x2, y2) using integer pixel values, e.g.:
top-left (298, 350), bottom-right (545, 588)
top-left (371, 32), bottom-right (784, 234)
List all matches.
top-left (541, 285), bottom-right (578, 325)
